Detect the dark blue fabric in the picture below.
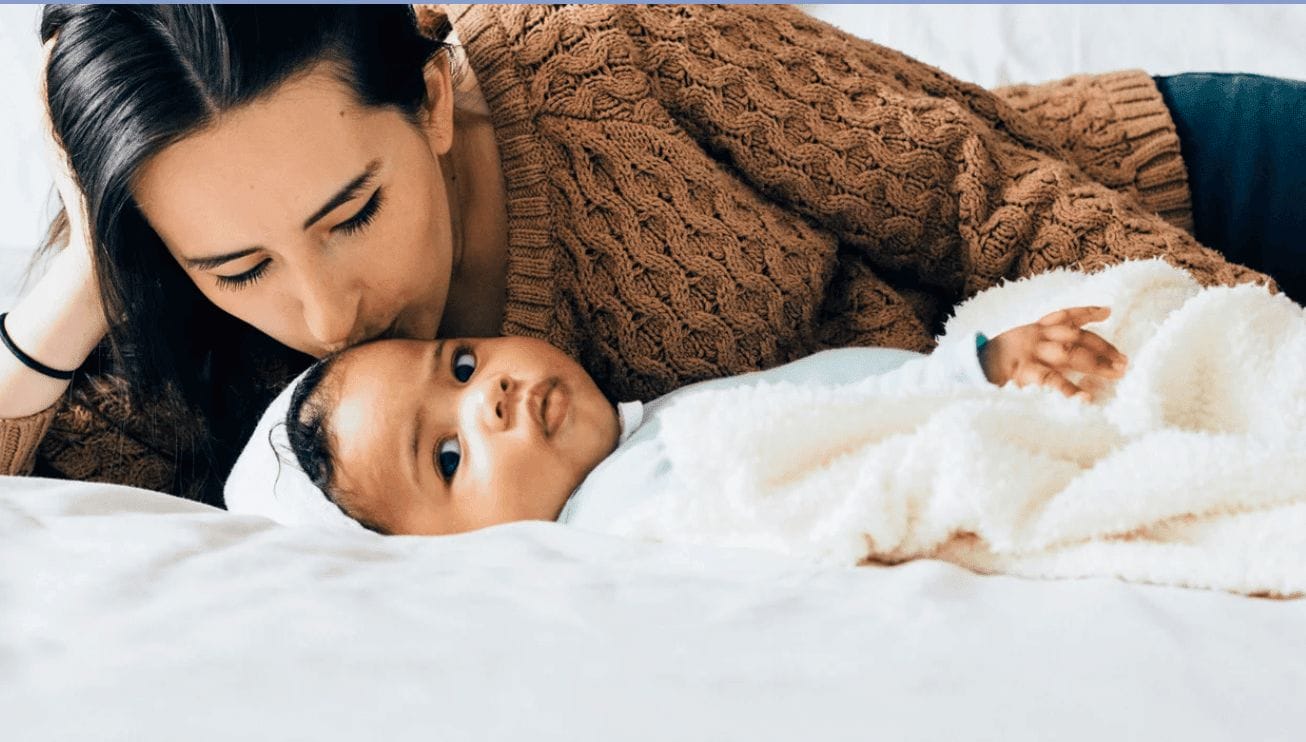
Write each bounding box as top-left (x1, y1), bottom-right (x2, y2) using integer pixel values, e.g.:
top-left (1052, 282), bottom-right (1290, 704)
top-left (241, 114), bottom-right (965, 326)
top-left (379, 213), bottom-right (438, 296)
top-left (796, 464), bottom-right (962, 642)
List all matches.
top-left (1154, 73), bottom-right (1306, 304)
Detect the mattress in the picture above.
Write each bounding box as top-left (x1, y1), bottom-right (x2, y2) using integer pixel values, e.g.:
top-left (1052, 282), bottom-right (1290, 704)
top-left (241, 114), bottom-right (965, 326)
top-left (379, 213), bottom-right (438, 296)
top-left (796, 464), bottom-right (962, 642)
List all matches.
top-left (3, 476), bottom-right (1304, 741)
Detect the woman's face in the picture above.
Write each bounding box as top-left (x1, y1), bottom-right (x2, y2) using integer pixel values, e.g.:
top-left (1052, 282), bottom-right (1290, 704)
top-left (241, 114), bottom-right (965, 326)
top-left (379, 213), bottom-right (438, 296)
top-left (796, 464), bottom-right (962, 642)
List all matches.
top-left (133, 63), bottom-right (456, 358)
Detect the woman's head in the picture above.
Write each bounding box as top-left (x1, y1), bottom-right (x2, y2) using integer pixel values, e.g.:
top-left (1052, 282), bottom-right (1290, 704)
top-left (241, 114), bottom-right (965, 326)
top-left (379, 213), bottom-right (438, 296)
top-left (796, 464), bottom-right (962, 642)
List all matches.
top-left (41, 4), bottom-right (457, 407)
top-left (280, 336), bottom-right (621, 535)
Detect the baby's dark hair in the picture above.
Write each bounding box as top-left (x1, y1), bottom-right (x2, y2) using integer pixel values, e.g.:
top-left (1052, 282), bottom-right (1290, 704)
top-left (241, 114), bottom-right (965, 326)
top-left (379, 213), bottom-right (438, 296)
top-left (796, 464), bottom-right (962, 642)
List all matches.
top-left (283, 355), bottom-right (388, 534)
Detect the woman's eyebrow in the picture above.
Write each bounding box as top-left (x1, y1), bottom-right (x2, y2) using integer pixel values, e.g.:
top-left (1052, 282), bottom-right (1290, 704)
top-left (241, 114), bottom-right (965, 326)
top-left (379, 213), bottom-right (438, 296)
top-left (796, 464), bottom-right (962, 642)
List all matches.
top-left (302, 159), bottom-right (381, 230)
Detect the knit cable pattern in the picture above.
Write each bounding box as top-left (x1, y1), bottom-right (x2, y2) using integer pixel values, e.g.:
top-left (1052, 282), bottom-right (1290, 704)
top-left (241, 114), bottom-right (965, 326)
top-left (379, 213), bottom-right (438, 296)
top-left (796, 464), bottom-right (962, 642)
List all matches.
top-left (451, 3), bottom-right (1268, 404)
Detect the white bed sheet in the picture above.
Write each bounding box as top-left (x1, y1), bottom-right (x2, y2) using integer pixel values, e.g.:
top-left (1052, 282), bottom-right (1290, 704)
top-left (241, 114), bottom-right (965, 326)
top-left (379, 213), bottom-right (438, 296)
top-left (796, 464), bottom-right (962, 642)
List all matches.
top-left (2, 476), bottom-right (1304, 741)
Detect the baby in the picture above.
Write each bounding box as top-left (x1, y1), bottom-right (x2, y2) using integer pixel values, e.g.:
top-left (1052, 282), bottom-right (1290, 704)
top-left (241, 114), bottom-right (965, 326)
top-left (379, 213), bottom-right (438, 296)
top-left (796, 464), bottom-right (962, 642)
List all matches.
top-left (225, 306), bottom-right (1127, 535)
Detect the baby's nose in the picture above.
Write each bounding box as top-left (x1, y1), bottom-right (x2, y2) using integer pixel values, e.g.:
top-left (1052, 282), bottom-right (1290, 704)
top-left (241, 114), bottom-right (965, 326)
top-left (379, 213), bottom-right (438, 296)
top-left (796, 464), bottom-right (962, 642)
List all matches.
top-left (488, 376), bottom-right (514, 429)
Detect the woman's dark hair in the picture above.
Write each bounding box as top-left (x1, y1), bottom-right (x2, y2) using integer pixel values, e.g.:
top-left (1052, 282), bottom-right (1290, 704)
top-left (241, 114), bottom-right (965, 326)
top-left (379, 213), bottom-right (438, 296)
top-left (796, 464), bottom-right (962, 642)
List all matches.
top-left (283, 354), bottom-right (386, 534)
top-left (37, 5), bottom-right (449, 497)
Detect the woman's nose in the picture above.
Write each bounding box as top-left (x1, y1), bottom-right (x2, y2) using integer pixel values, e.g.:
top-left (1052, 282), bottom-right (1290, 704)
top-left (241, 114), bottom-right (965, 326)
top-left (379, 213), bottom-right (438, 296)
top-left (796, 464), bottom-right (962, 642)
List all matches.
top-left (298, 273), bottom-right (361, 353)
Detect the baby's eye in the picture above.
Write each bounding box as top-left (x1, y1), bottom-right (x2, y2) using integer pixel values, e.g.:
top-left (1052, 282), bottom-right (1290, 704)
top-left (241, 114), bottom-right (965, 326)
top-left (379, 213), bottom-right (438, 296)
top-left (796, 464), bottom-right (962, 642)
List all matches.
top-left (452, 349), bottom-right (476, 383)
top-left (437, 438), bottom-right (461, 480)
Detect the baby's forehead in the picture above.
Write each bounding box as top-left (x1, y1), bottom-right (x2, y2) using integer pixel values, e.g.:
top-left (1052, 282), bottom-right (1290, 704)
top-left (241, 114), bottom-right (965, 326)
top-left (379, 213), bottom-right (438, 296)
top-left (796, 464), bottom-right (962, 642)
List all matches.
top-left (317, 343), bottom-right (445, 468)
top-left (316, 342), bottom-right (408, 413)
top-left (328, 339), bottom-right (434, 388)
top-left (320, 369), bottom-right (410, 521)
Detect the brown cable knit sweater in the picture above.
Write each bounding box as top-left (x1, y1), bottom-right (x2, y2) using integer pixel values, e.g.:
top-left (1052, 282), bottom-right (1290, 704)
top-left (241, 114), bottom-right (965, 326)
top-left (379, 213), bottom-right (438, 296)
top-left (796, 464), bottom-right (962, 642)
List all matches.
top-left (0, 4), bottom-right (1270, 499)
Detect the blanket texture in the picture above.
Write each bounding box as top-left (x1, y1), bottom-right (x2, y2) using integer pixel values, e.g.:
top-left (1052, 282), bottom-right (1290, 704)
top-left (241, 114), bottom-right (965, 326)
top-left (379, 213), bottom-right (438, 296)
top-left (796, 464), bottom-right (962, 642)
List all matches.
top-left (608, 261), bottom-right (1305, 597)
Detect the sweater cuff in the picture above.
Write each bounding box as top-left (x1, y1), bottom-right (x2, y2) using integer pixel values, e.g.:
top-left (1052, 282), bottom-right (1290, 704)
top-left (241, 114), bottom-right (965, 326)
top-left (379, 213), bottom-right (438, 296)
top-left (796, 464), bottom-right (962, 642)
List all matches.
top-left (0, 406), bottom-right (56, 476)
top-left (995, 70), bottom-right (1195, 235)
top-left (1093, 70), bottom-right (1195, 235)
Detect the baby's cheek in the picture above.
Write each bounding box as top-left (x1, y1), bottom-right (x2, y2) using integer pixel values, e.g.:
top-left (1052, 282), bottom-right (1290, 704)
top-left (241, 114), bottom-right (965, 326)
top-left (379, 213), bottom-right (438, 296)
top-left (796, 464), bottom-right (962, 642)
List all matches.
top-left (515, 458), bottom-right (582, 520)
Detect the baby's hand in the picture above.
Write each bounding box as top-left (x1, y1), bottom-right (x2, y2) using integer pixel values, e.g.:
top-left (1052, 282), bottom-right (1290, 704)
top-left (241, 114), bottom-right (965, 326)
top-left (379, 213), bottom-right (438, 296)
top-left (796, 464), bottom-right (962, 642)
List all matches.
top-left (980, 306), bottom-right (1127, 401)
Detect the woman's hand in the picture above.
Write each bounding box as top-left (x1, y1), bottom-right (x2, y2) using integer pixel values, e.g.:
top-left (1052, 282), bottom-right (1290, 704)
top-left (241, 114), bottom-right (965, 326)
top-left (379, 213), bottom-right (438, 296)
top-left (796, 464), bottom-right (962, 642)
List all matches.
top-left (980, 306), bottom-right (1127, 401)
top-left (0, 39), bottom-right (109, 419)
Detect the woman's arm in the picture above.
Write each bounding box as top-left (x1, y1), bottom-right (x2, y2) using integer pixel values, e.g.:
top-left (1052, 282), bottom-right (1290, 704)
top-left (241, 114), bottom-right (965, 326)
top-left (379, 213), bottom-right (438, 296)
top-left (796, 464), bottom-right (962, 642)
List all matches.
top-left (0, 38), bottom-right (112, 473)
top-left (0, 207), bottom-right (110, 475)
top-left (0, 245), bottom-right (108, 419)
top-left (3, 38), bottom-right (109, 419)
top-left (627, 4), bottom-right (1271, 298)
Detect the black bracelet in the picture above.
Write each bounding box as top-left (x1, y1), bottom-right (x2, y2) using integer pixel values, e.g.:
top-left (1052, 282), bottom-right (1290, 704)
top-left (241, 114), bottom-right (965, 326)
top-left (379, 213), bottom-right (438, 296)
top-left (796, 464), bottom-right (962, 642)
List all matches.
top-left (0, 312), bottom-right (77, 381)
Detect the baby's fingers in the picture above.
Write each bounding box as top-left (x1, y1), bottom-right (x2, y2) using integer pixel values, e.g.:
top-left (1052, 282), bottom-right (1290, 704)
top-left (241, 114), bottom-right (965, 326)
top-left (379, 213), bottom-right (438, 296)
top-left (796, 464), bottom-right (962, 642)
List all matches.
top-left (1014, 362), bottom-right (1089, 401)
top-left (1040, 325), bottom-right (1128, 377)
top-left (1037, 306), bottom-right (1111, 329)
top-left (1078, 374), bottom-right (1109, 396)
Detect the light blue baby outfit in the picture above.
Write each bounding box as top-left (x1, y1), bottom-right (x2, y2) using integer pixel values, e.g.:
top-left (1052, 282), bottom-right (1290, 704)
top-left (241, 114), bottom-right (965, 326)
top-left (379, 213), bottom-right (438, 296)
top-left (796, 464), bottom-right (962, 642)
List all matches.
top-left (557, 335), bottom-right (990, 529)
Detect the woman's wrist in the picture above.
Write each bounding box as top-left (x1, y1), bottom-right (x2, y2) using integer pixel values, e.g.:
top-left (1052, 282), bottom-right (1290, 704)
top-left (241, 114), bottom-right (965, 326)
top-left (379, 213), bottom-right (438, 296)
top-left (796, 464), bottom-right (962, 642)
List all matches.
top-left (11, 244), bottom-right (108, 365)
top-left (0, 245), bottom-right (108, 417)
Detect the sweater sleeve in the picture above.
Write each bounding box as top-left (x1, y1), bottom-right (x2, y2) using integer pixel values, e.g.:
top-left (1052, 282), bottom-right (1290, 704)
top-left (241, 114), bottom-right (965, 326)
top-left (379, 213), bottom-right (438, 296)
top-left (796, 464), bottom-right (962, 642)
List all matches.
top-left (34, 378), bottom-right (177, 493)
top-left (0, 378), bottom-right (175, 488)
top-left (0, 407), bottom-right (56, 476)
top-left (0, 310), bottom-right (306, 498)
top-left (993, 70), bottom-right (1196, 235)
top-left (626, 4), bottom-right (1272, 298)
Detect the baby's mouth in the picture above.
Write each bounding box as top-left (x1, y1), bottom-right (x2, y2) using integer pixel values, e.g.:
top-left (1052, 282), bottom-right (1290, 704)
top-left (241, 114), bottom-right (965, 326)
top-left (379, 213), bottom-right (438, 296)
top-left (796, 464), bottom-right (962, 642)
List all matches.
top-left (536, 380), bottom-right (567, 437)
top-left (377, 318), bottom-right (401, 340)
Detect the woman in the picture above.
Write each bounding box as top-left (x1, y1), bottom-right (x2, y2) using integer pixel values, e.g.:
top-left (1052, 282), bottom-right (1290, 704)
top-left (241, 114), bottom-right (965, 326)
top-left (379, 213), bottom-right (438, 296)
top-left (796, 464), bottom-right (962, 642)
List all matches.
top-left (0, 4), bottom-right (1292, 503)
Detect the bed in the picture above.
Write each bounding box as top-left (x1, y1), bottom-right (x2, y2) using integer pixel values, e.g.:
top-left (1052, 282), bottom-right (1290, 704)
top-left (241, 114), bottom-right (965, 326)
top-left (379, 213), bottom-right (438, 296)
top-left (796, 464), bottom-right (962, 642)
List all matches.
top-left (4, 476), bottom-right (1305, 741)
top-left (3, 5), bottom-right (1305, 740)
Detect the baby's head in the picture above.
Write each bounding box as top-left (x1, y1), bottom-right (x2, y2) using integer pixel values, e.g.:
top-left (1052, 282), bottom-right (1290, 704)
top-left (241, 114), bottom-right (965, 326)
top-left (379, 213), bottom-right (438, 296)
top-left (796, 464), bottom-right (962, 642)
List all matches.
top-left (227, 337), bottom-right (620, 535)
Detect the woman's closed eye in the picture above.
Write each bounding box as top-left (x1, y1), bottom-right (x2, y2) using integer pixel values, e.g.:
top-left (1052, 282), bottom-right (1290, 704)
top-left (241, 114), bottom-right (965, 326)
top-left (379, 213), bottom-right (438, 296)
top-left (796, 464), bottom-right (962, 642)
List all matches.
top-left (333, 187), bottom-right (385, 237)
top-left (436, 437), bottom-right (461, 480)
top-left (213, 188), bottom-right (385, 291)
top-left (215, 258), bottom-right (271, 290)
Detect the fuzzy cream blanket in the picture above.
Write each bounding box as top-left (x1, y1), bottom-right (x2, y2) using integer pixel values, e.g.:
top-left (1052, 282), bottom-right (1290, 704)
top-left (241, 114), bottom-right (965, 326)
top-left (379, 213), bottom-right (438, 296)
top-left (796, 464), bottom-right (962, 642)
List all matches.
top-left (609, 261), bottom-right (1306, 597)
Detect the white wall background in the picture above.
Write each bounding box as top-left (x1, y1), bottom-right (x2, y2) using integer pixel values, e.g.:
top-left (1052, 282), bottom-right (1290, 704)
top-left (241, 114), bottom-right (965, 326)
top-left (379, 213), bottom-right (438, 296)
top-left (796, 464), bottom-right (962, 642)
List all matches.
top-left (2, 4), bottom-right (1305, 308)
top-left (802, 4), bottom-right (1306, 86)
top-left (0, 4), bottom-right (52, 307)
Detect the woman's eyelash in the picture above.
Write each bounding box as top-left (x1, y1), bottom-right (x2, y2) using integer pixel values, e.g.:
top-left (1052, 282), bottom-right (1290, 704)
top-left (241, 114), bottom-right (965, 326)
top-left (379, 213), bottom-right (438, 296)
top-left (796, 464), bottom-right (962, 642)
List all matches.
top-left (334, 188), bottom-right (385, 236)
top-left (215, 259), bottom-right (270, 290)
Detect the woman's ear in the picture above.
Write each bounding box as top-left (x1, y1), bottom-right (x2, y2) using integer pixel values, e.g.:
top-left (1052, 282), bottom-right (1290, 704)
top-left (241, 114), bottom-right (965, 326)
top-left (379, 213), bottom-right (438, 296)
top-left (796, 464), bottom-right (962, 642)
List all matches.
top-left (422, 52), bottom-right (455, 157)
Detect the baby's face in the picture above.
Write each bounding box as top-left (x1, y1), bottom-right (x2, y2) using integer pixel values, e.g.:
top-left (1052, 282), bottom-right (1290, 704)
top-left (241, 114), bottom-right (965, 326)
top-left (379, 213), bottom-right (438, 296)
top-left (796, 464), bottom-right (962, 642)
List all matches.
top-left (323, 337), bottom-right (619, 534)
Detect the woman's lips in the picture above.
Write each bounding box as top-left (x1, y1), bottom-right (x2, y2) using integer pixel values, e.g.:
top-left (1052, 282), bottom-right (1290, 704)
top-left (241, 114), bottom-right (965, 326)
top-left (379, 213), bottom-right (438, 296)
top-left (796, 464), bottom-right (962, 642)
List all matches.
top-left (325, 319), bottom-right (401, 354)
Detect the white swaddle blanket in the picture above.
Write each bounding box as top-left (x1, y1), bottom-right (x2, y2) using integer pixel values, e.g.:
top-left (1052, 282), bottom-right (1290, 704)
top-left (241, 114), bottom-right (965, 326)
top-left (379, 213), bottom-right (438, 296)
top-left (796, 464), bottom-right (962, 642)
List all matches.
top-left (602, 260), bottom-right (1306, 597)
